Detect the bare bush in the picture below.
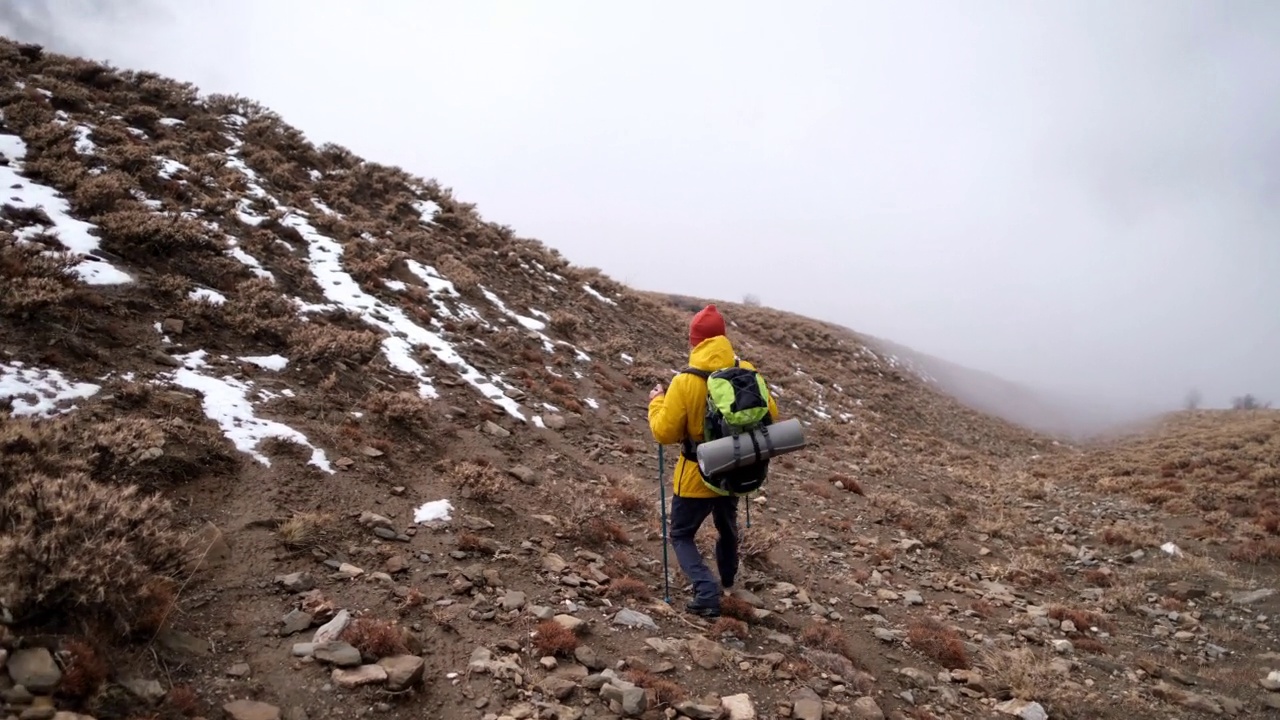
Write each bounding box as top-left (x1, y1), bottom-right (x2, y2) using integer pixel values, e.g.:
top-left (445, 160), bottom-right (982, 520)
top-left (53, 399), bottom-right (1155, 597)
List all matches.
top-left (0, 471), bottom-right (192, 636)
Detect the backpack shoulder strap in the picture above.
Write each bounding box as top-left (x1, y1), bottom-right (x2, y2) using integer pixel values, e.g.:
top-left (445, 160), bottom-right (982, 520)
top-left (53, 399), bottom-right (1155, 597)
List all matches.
top-left (679, 366), bottom-right (710, 379)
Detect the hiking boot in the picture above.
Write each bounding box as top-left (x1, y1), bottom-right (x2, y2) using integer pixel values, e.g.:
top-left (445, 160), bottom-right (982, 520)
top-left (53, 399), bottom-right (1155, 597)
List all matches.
top-left (685, 601), bottom-right (721, 618)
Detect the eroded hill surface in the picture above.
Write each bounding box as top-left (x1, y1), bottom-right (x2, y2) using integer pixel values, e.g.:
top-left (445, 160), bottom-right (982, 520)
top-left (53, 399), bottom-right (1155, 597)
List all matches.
top-left (1, 38), bottom-right (1278, 720)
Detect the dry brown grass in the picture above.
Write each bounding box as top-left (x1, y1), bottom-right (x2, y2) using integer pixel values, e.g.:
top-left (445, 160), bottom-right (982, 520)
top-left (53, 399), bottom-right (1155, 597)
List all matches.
top-left (276, 511), bottom-right (335, 550)
top-left (828, 473), bottom-right (865, 495)
top-left (800, 622), bottom-right (854, 658)
top-left (340, 617), bottom-right (410, 659)
top-left (0, 468), bottom-right (191, 636)
top-left (605, 485), bottom-right (647, 516)
top-left (579, 516), bottom-right (630, 547)
top-left (969, 599), bottom-right (996, 618)
top-left (56, 637), bottom-right (109, 701)
top-left (289, 322), bottom-right (383, 363)
top-left (457, 532), bottom-right (496, 555)
top-left (1046, 604), bottom-right (1113, 633)
top-left (364, 390), bottom-right (433, 430)
top-left (449, 460), bottom-right (506, 503)
top-left (710, 617), bottom-right (749, 639)
top-left (906, 617), bottom-right (970, 669)
top-left (164, 685), bottom-right (201, 718)
top-left (532, 619), bottom-right (579, 657)
top-left (1058, 410), bottom-right (1280, 532)
top-left (622, 669), bottom-right (687, 705)
top-left (1226, 538), bottom-right (1280, 564)
top-left (719, 595), bottom-right (756, 623)
top-left (607, 576), bottom-right (652, 600)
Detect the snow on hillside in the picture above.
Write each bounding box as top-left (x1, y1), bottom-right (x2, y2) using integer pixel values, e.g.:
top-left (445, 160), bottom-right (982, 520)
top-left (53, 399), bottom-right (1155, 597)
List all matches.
top-left (0, 77), bottom-right (941, 475)
top-left (0, 86), bottom-right (668, 467)
top-left (0, 130), bottom-right (132, 284)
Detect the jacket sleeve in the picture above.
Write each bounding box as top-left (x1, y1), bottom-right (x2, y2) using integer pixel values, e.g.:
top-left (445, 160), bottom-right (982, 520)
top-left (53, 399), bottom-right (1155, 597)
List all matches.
top-left (648, 375), bottom-right (688, 445)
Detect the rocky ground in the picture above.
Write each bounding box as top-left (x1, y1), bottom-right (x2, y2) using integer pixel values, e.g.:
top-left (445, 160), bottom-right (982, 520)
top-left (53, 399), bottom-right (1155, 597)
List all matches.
top-left (1, 36), bottom-right (1279, 720)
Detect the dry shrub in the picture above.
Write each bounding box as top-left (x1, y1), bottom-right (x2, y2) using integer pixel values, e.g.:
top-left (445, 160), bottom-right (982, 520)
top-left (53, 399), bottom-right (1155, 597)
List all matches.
top-left (623, 669), bottom-right (687, 705)
top-left (800, 623), bottom-right (852, 657)
top-left (276, 511), bottom-right (335, 550)
top-left (1255, 512), bottom-right (1280, 535)
top-left (607, 577), bottom-right (652, 600)
top-left (289, 322), bottom-right (382, 363)
top-left (1227, 538), bottom-right (1280, 564)
top-left (340, 617), bottom-right (410, 659)
top-left (221, 277), bottom-right (297, 345)
top-left (579, 516), bottom-right (630, 547)
top-left (739, 527), bottom-right (782, 567)
top-left (457, 532), bottom-right (496, 555)
top-left (450, 460), bottom-right (506, 503)
top-left (0, 233), bottom-right (80, 317)
top-left (533, 619), bottom-right (579, 657)
top-left (1070, 636), bottom-right (1108, 655)
top-left (711, 617), bottom-right (749, 639)
top-left (1046, 605), bottom-right (1113, 633)
top-left (969, 599), bottom-right (995, 618)
top-left (0, 471), bottom-right (191, 636)
top-left (548, 378), bottom-right (574, 396)
top-left (84, 416), bottom-right (236, 488)
top-left (720, 595), bottom-right (755, 623)
top-left (906, 617), bottom-right (970, 669)
top-left (69, 169), bottom-right (136, 216)
top-left (364, 390), bottom-right (433, 429)
top-left (56, 638), bottom-right (109, 701)
top-left (606, 485), bottom-right (647, 516)
top-left (435, 253), bottom-right (477, 292)
top-left (1082, 569), bottom-right (1114, 587)
top-left (802, 481), bottom-right (834, 500)
top-left (829, 473), bottom-right (865, 495)
top-left (164, 684), bottom-right (200, 717)
top-left (95, 208), bottom-right (223, 259)
top-left (549, 310), bottom-right (582, 338)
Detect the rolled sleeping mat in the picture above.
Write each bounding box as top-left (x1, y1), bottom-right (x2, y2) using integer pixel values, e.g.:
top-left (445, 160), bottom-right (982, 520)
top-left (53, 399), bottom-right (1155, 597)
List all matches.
top-left (696, 417), bottom-right (807, 476)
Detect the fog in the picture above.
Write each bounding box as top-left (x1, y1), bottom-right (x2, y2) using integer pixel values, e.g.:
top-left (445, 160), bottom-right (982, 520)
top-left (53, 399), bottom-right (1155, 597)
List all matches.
top-left (4, 0), bottom-right (1278, 428)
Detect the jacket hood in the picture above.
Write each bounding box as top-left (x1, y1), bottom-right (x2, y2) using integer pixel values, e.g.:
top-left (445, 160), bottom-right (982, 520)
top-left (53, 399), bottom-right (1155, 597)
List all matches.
top-left (688, 335), bottom-right (736, 371)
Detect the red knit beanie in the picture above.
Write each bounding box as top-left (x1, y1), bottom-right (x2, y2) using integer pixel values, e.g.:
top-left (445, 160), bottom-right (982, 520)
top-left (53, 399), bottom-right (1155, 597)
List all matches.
top-left (689, 304), bottom-right (726, 347)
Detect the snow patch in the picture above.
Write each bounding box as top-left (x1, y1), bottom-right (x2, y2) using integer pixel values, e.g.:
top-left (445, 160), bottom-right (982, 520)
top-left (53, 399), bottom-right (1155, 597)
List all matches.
top-left (583, 283), bottom-right (618, 306)
top-left (532, 261), bottom-right (566, 283)
top-left (165, 350), bottom-right (332, 473)
top-left (0, 132), bottom-right (132, 285)
top-left (0, 361), bottom-right (100, 416)
top-left (413, 199), bottom-right (439, 224)
top-left (282, 200), bottom-right (525, 420)
top-left (383, 279), bottom-right (407, 291)
top-left (620, 353), bottom-right (634, 364)
top-left (414, 498), bottom-right (453, 523)
top-left (189, 287), bottom-right (227, 305)
top-left (226, 241), bottom-right (273, 279)
top-left (404, 260), bottom-right (484, 322)
top-left (239, 354), bottom-right (289, 371)
top-left (158, 157), bottom-right (189, 180)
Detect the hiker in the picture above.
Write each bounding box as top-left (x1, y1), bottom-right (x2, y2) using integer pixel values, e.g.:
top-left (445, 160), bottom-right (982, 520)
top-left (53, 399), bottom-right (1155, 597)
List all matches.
top-left (647, 303), bottom-right (779, 617)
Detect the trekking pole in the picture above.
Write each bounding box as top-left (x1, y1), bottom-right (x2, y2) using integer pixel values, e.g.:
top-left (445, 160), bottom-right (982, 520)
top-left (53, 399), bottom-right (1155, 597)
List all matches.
top-left (657, 443), bottom-right (671, 604)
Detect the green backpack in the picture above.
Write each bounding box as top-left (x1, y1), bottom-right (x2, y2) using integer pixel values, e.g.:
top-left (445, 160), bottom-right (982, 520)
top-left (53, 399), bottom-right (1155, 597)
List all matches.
top-left (679, 359), bottom-right (776, 496)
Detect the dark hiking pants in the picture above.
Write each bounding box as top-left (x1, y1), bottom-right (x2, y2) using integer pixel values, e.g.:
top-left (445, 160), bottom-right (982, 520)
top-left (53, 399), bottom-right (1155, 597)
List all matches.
top-left (668, 494), bottom-right (740, 607)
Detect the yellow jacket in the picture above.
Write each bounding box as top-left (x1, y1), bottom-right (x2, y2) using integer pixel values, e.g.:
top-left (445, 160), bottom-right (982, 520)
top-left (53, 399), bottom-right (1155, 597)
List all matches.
top-left (648, 335), bottom-right (780, 498)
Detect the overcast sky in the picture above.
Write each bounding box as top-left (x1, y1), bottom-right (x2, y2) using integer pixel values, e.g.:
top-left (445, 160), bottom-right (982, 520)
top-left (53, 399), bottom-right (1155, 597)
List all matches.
top-left (3, 0), bottom-right (1278, 414)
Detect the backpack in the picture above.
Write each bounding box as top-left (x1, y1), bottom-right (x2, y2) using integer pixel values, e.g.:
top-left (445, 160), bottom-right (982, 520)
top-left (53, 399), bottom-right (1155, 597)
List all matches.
top-left (679, 359), bottom-right (776, 496)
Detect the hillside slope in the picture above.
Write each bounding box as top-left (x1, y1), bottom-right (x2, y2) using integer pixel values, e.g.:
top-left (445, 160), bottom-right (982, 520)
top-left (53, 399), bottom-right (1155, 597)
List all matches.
top-left (2, 38), bottom-right (1278, 720)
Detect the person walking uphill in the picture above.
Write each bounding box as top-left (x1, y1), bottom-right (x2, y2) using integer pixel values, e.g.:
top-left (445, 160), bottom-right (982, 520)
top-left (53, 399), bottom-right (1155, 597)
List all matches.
top-left (647, 303), bottom-right (779, 617)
